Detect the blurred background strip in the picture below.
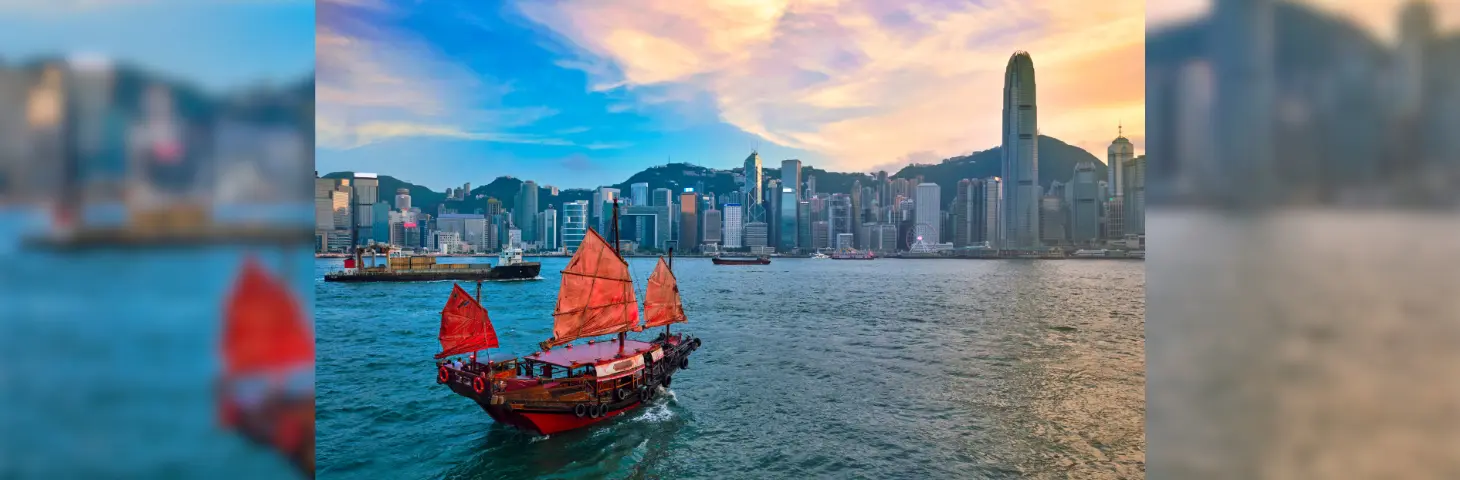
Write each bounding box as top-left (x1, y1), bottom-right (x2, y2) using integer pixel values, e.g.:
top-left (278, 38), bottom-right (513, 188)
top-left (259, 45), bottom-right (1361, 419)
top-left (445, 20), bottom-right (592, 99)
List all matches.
top-left (1147, 0), bottom-right (1460, 478)
top-left (0, 1), bottom-right (316, 478)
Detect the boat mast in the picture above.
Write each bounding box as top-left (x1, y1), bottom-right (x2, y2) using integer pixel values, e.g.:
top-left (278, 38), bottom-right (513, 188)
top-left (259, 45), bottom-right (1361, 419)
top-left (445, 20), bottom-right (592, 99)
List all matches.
top-left (613, 198), bottom-right (626, 352)
top-left (665, 247), bottom-right (673, 338)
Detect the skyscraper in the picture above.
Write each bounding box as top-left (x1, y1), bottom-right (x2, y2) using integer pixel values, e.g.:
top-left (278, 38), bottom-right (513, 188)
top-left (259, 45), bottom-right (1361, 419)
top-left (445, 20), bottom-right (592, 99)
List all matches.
top-left (1070, 161), bottom-right (1101, 244)
top-left (703, 207), bottom-right (722, 245)
top-left (394, 188), bottom-right (411, 211)
top-left (982, 177), bottom-right (1002, 247)
top-left (742, 151), bottom-right (762, 211)
top-left (1001, 51), bottom-right (1040, 249)
top-left (914, 183), bottom-right (941, 244)
top-left (538, 207), bottom-right (558, 251)
top-left (593, 187), bottom-right (619, 232)
top-left (781, 159), bottom-right (801, 199)
top-left (562, 201), bottom-right (587, 253)
top-left (797, 200), bottom-right (811, 250)
top-left (515, 180), bottom-right (539, 244)
top-left (1123, 154), bottom-right (1146, 235)
top-left (679, 190), bottom-right (698, 250)
top-left (631, 182), bottom-right (649, 206)
top-left (778, 187), bottom-right (796, 251)
top-left (352, 173), bottom-right (379, 245)
top-left (722, 203), bottom-right (743, 248)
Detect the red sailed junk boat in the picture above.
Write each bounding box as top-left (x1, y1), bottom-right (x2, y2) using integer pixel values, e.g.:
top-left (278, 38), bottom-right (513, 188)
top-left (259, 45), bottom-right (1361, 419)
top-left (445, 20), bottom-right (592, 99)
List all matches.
top-left (434, 221), bottom-right (701, 436)
top-left (218, 258), bottom-right (316, 477)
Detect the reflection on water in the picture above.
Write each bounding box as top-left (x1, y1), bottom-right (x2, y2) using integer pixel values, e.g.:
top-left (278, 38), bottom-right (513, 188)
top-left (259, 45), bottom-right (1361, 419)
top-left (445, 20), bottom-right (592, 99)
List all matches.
top-left (317, 257), bottom-right (1145, 478)
top-left (1148, 208), bottom-right (1460, 478)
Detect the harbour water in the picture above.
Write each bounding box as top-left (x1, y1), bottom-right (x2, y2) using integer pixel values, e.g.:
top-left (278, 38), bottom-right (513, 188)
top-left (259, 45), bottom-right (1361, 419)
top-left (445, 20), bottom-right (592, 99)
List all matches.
top-left (316, 256), bottom-right (1146, 478)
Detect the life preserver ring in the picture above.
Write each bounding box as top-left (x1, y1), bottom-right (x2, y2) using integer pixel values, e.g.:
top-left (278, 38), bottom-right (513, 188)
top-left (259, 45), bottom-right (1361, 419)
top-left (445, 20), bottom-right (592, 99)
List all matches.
top-left (617, 388), bottom-right (631, 402)
top-left (680, 357), bottom-right (689, 369)
top-left (574, 404), bottom-right (587, 418)
top-left (590, 404), bottom-right (602, 418)
top-left (438, 366), bottom-right (449, 383)
top-left (472, 376), bottom-right (486, 394)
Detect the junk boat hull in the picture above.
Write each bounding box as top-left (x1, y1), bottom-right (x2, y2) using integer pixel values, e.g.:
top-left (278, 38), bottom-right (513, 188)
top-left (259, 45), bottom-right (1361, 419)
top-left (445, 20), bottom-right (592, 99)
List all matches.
top-left (711, 257), bottom-right (770, 265)
top-left (439, 335), bottom-right (701, 435)
top-left (324, 263), bottom-right (540, 282)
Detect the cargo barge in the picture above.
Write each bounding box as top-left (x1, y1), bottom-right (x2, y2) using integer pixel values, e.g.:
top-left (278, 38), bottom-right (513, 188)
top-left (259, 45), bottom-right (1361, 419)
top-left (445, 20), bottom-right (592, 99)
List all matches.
top-left (710, 256), bottom-right (770, 265)
top-left (324, 246), bottom-right (541, 282)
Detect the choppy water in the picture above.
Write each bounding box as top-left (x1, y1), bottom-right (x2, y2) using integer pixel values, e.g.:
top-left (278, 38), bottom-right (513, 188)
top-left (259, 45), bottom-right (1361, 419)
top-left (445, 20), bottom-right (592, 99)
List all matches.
top-left (316, 256), bottom-right (1146, 479)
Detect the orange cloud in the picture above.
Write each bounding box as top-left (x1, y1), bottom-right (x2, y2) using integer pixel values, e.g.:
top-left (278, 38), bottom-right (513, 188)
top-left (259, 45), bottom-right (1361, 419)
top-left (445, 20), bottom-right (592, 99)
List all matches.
top-left (517, 0), bottom-right (1145, 170)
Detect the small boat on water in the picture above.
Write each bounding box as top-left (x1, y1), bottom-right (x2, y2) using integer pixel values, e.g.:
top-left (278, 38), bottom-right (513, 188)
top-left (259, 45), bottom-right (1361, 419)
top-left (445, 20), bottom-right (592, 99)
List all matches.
top-left (810, 252), bottom-right (829, 259)
top-left (434, 204), bottom-right (700, 436)
top-left (831, 248), bottom-right (875, 260)
top-left (324, 245), bottom-right (540, 282)
top-left (711, 255), bottom-right (771, 265)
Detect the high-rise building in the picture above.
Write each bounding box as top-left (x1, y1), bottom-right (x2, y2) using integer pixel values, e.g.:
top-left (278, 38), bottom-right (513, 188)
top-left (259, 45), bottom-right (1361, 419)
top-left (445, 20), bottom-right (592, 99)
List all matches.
top-left (806, 174), bottom-right (817, 199)
top-left (515, 181), bottom-right (538, 244)
top-left (485, 197), bottom-right (502, 217)
top-left (1040, 195), bottom-right (1066, 245)
top-left (563, 201), bottom-right (587, 253)
top-left (1108, 128), bottom-right (1135, 200)
top-left (744, 222), bottom-right (768, 248)
top-left (314, 177), bottom-right (334, 231)
top-left (828, 193), bottom-right (852, 242)
top-left (742, 151), bottom-right (763, 209)
top-left (371, 200), bottom-right (391, 244)
top-left (982, 177), bottom-right (1002, 247)
top-left (631, 182), bottom-right (649, 206)
top-left (781, 159), bottom-right (801, 198)
top-left (352, 173), bottom-right (379, 245)
top-left (722, 203), bottom-right (743, 248)
top-left (778, 187), bottom-right (796, 251)
top-left (437, 213), bottom-right (488, 253)
top-left (850, 180), bottom-right (863, 246)
top-left (1001, 51), bottom-right (1040, 249)
top-left (811, 220), bottom-right (829, 250)
top-left (1070, 161), bottom-right (1101, 244)
top-left (394, 188), bottom-right (411, 211)
top-left (679, 190), bottom-right (698, 251)
top-left (539, 208), bottom-right (558, 251)
top-left (950, 179), bottom-right (971, 247)
top-left (593, 187), bottom-right (619, 232)
top-left (914, 183), bottom-right (941, 244)
top-left (703, 207), bottom-right (722, 245)
top-left (1123, 154), bottom-right (1146, 235)
top-left (797, 201), bottom-right (811, 251)
top-left (651, 188), bottom-right (671, 207)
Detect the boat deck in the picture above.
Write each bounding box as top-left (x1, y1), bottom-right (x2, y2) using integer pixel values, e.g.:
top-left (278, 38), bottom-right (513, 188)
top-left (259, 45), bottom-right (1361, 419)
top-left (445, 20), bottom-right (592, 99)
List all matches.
top-left (528, 338), bottom-right (657, 367)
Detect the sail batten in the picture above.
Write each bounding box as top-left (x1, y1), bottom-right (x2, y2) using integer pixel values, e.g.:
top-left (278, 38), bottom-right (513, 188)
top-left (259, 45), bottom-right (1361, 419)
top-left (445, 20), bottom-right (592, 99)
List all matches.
top-left (548, 228), bottom-right (639, 347)
top-left (643, 256), bottom-right (687, 329)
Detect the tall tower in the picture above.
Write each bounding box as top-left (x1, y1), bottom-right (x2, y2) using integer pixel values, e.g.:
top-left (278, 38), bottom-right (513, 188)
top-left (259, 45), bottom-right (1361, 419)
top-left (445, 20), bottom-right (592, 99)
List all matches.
top-left (742, 151), bottom-right (762, 210)
top-left (1107, 127), bottom-right (1134, 239)
top-left (1000, 51), bottom-right (1039, 249)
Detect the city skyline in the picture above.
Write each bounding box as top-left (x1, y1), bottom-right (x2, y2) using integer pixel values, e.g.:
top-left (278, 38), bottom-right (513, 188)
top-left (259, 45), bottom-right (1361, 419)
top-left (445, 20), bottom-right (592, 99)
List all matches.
top-left (314, 0), bottom-right (1145, 189)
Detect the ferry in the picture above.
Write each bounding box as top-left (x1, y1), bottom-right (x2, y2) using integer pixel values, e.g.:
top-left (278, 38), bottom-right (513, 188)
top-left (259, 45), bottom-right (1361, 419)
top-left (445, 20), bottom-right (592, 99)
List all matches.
top-left (1072, 249), bottom-right (1109, 258)
top-left (831, 248), bottom-right (875, 260)
top-left (810, 252), bottom-right (829, 259)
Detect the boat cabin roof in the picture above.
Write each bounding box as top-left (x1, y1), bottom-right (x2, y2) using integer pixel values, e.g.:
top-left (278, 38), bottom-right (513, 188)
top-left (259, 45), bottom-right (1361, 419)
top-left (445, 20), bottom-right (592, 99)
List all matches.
top-left (526, 338), bottom-right (657, 367)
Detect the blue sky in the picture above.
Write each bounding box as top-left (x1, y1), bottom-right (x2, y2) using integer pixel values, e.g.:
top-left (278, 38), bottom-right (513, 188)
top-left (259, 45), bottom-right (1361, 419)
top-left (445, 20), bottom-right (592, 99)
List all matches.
top-left (0, 1), bottom-right (315, 93)
top-left (316, 0), bottom-right (1145, 192)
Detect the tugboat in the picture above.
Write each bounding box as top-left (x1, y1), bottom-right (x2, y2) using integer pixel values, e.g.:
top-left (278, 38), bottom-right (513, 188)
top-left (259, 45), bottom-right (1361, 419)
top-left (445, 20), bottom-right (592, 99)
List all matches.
top-left (433, 202), bottom-right (700, 435)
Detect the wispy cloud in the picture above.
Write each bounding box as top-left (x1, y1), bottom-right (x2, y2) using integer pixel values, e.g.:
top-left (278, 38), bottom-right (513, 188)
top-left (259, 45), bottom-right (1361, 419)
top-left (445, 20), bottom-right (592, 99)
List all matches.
top-left (317, 0), bottom-right (564, 149)
top-left (515, 0), bottom-right (1145, 170)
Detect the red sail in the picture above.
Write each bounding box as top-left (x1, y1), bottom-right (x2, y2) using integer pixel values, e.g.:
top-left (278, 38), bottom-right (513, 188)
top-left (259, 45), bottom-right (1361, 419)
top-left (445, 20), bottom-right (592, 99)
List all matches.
top-left (643, 256), bottom-right (687, 328)
top-left (222, 257), bottom-right (313, 376)
top-left (547, 228), bottom-right (638, 347)
top-left (437, 283), bottom-right (498, 358)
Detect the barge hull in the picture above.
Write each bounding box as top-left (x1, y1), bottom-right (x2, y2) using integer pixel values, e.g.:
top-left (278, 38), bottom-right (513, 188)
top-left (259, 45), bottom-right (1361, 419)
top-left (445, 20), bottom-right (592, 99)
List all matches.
top-left (324, 263), bottom-right (541, 282)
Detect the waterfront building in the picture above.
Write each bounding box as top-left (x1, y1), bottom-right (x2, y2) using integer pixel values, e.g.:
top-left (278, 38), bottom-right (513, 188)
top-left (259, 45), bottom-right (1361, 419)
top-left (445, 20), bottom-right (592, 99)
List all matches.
top-left (779, 187), bottom-right (797, 251)
top-left (742, 151), bottom-right (762, 210)
top-left (679, 190), bottom-right (698, 251)
top-left (811, 220), bottom-right (829, 250)
top-left (1040, 195), bottom-right (1066, 245)
top-left (437, 213), bottom-right (488, 253)
top-left (836, 233), bottom-right (854, 250)
top-left (631, 182), bottom-right (649, 206)
top-left (744, 221), bottom-right (768, 248)
top-left (703, 207), bottom-right (722, 247)
top-left (914, 182), bottom-right (941, 244)
top-left (515, 181), bottom-right (538, 244)
top-left (1070, 161), bottom-right (1101, 244)
top-left (352, 173), bottom-right (379, 246)
top-left (829, 193), bottom-right (852, 243)
top-left (872, 223), bottom-right (899, 252)
top-left (1123, 154), bottom-right (1146, 235)
top-left (981, 177), bottom-right (1002, 247)
top-left (797, 201), bottom-right (811, 250)
top-left (722, 203), bottom-right (743, 248)
top-left (1001, 52), bottom-right (1040, 249)
top-left (394, 188), bottom-right (411, 211)
top-left (538, 208), bottom-right (558, 251)
top-left (563, 200), bottom-right (587, 253)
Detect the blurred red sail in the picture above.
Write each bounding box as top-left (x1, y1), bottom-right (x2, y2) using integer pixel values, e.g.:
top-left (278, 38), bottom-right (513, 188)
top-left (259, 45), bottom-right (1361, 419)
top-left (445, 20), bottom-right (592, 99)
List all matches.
top-left (437, 283), bottom-right (498, 358)
top-left (222, 257), bottom-right (313, 376)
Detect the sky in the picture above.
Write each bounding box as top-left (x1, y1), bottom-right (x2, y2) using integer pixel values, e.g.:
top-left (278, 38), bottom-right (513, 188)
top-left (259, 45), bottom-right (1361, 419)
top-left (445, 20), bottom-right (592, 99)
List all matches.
top-left (0, 0), bottom-right (316, 92)
top-left (317, 0), bottom-right (1145, 191)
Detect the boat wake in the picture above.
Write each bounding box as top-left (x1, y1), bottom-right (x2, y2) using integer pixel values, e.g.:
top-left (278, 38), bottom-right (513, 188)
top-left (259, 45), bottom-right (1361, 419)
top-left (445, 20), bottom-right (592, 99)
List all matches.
top-left (631, 393), bottom-right (677, 424)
